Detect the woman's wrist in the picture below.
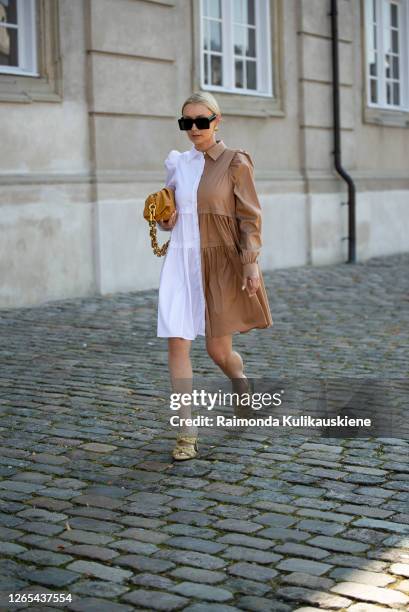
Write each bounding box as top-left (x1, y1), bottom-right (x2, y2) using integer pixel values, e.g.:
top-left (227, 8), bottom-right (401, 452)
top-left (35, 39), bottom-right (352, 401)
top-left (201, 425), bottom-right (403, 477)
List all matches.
top-left (243, 262), bottom-right (259, 278)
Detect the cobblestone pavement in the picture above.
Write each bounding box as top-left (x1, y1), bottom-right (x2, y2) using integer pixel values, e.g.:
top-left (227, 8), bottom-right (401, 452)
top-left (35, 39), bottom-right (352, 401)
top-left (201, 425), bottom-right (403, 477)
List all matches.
top-left (0, 252), bottom-right (408, 612)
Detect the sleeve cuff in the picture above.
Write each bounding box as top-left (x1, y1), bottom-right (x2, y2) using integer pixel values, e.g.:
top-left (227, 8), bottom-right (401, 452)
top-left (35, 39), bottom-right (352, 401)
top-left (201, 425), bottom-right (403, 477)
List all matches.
top-left (240, 250), bottom-right (259, 265)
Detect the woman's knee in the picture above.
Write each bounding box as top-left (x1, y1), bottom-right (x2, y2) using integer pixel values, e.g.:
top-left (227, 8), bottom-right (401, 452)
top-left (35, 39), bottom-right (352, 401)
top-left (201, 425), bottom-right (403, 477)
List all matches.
top-left (206, 343), bottom-right (230, 368)
top-left (168, 337), bottom-right (191, 357)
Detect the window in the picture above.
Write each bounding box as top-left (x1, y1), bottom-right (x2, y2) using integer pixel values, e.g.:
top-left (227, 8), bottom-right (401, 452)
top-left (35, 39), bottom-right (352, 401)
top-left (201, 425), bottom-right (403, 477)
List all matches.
top-left (200, 0), bottom-right (272, 97)
top-left (0, 0), bottom-right (38, 76)
top-left (365, 0), bottom-right (409, 111)
top-left (0, 0), bottom-right (61, 103)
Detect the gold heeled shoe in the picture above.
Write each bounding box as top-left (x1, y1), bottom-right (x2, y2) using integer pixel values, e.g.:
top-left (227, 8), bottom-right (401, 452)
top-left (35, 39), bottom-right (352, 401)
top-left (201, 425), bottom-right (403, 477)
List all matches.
top-left (172, 434), bottom-right (199, 461)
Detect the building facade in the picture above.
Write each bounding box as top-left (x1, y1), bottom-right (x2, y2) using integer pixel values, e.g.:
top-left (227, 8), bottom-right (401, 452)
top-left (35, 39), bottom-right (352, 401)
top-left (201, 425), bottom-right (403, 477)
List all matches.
top-left (1, 0), bottom-right (408, 308)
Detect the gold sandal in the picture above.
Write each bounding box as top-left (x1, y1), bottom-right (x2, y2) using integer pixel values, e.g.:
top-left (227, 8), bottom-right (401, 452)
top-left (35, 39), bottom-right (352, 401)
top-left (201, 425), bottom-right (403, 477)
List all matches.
top-left (172, 434), bottom-right (198, 461)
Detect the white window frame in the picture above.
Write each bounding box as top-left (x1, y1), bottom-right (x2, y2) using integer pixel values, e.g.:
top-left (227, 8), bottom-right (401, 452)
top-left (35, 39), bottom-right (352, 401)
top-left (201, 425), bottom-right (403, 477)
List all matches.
top-left (199, 0), bottom-right (273, 98)
top-left (364, 0), bottom-right (409, 111)
top-left (0, 0), bottom-right (38, 77)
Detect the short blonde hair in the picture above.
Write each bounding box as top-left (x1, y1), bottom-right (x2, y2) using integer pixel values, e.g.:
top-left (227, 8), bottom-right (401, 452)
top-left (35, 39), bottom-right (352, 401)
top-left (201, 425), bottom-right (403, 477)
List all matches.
top-left (181, 91), bottom-right (221, 116)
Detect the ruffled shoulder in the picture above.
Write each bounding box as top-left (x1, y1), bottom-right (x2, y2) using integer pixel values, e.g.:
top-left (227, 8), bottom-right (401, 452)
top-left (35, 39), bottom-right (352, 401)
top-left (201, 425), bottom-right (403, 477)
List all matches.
top-left (164, 149), bottom-right (181, 171)
top-left (164, 149), bottom-right (181, 188)
top-left (229, 149), bottom-right (255, 182)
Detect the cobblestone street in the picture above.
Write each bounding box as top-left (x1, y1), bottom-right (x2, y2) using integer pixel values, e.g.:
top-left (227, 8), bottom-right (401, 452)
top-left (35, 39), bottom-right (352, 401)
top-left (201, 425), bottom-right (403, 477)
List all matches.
top-left (0, 252), bottom-right (409, 611)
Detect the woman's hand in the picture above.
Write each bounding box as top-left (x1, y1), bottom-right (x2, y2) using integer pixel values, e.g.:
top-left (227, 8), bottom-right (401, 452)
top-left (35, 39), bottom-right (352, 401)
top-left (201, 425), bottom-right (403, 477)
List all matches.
top-left (241, 262), bottom-right (260, 297)
top-left (157, 210), bottom-right (178, 231)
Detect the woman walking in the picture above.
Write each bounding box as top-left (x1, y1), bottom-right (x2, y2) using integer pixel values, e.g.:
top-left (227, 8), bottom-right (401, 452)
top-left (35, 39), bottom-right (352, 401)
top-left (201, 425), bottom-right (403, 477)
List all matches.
top-left (157, 91), bottom-right (273, 461)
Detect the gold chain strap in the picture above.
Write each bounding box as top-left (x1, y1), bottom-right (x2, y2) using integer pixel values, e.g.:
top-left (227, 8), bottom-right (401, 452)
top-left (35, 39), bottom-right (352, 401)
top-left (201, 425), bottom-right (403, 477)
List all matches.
top-left (148, 201), bottom-right (170, 257)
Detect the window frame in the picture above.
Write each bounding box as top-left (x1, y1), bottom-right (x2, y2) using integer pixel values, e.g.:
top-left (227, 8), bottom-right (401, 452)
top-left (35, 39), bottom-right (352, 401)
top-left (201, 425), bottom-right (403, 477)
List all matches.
top-left (362, 0), bottom-right (409, 126)
top-left (0, 0), bottom-right (62, 104)
top-left (193, 0), bottom-right (284, 118)
top-left (0, 0), bottom-right (38, 77)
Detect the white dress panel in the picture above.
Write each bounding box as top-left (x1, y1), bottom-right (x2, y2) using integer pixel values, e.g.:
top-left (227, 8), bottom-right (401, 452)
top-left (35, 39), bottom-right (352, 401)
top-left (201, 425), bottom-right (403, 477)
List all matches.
top-left (157, 147), bottom-right (207, 340)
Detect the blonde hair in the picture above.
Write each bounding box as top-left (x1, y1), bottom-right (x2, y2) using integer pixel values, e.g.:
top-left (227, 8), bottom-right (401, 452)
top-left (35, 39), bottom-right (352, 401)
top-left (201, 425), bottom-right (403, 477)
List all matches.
top-left (181, 91), bottom-right (221, 116)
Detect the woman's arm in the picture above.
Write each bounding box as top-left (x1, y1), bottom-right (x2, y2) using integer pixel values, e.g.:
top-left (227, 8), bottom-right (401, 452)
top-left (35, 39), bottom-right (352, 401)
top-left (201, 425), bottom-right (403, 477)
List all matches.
top-left (231, 150), bottom-right (262, 296)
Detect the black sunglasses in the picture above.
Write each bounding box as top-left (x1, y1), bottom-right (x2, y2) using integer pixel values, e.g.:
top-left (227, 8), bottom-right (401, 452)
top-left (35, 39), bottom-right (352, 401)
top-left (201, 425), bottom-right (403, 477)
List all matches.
top-left (178, 113), bottom-right (217, 131)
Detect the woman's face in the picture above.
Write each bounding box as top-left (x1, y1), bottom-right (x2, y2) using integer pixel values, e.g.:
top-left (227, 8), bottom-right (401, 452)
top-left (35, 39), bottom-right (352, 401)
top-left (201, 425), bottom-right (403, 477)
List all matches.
top-left (182, 103), bottom-right (221, 148)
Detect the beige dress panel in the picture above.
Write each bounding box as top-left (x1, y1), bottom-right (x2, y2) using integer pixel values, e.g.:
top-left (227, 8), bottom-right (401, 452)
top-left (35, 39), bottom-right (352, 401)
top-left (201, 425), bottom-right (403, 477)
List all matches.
top-left (197, 139), bottom-right (274, 337)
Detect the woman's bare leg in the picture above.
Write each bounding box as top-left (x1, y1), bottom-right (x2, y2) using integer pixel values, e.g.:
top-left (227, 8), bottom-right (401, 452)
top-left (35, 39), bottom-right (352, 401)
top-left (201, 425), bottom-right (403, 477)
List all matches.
top-left (205, 334), bottom-right (246, 379)
top-left (206, 334), bottom-right (250, 391)
top-left (168, 337), bottom-right (197, 436)
top-left (206, 334), bottom-right (251, 418)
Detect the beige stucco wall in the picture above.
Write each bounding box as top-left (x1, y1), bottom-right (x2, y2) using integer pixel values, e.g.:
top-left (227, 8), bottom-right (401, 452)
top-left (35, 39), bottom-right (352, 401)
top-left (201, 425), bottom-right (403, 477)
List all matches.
top-left (0, 0), bottom-right (95, 308)
top-left (0, 0), bottom-right (408, 308)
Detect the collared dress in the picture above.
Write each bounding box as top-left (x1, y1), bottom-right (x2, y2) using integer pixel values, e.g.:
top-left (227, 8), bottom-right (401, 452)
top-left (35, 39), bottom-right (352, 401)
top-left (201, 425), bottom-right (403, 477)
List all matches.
top-left (157, 139), bottom-right (273, 340)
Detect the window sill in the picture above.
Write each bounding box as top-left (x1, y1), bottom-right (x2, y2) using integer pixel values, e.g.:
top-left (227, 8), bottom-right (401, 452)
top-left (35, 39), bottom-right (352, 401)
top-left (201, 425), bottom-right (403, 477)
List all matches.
top-left (200, 90), bottom-right (285, 118)
top-left (141, 0), bottom-right (174, 5)
top-left (0, 74), bottom-right (62, 103)
top-left (363, 105), bottom-right (409, 128)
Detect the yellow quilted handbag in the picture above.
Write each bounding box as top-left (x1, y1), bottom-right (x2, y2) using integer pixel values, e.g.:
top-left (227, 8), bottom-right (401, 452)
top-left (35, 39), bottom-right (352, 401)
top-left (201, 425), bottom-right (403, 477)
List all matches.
top-left (143, 187), bottom-right (176, 257)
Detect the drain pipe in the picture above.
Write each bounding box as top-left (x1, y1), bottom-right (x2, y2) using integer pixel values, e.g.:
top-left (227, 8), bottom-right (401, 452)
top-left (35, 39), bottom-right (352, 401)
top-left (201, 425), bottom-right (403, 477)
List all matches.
top-left (329, 0), bottom-right (356, 263)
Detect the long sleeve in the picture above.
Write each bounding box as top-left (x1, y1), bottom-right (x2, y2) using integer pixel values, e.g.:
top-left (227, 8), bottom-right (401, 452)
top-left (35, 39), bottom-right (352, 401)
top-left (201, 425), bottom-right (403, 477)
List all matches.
top-left (160, 149), bottom-right (180, 232)
top-left (230, 150), bottom-right (262, 265)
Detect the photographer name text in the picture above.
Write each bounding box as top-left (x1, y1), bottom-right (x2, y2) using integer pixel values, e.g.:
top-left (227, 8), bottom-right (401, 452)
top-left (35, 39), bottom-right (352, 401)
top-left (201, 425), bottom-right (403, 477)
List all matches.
top-left (170, 415), bottom-right (372, 428)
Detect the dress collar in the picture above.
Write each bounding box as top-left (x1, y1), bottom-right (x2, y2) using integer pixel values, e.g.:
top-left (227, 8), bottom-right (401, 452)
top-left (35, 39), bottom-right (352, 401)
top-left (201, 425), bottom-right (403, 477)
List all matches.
top-left (188, 139), bottom-right (227, 161)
